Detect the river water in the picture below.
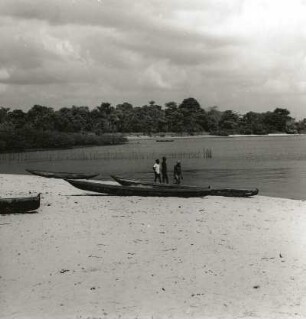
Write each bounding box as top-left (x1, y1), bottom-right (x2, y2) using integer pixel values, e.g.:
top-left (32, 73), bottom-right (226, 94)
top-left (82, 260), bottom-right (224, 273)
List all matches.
top-left (0, 135), bottom-right (305, 200)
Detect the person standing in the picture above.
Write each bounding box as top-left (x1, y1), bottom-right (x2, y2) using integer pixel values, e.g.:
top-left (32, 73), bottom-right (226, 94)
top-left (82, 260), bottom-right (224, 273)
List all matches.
top-left (153, 159), bottom-right (161, 183)
top-left (161, 156), bottom-right (169, 184)
top-left (174, 160), bottom-right (183, 184)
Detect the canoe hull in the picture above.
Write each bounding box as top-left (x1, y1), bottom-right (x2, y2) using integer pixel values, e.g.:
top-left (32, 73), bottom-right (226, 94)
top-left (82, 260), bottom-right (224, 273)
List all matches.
top-left (111, 175), bottom-right (258, 197)
top-left (111, 175), bottom-right (200, 189)
top-left (67, 180), bottom-right (211, 197)
top-left (210, 188), bottom-right (259, 197)
top-left (26, 169), bottom-right (98, 179)
top-left (67, 179), bottom-right (258, 197)
top-left (0, 194), bottom-right (41, 214)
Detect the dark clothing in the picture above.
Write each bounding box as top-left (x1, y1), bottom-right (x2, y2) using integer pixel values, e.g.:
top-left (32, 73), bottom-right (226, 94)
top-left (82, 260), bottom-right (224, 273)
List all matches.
top-left (154, 172), bottom-right (161, 183)
top-left (161, 160), bottom-right (168, 184)
top-left (162, 173), bottom-right (169, 184)
top-left (174, 164), bottom-right (182, 176)
top-left (161, 161), bottom-right (167, 174)
top-left (174, 163), bottom-right (182, 184)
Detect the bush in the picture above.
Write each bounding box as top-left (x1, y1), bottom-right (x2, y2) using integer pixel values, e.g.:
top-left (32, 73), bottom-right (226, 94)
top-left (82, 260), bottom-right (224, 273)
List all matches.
top-left (0, 129), bottom-right (127, 152)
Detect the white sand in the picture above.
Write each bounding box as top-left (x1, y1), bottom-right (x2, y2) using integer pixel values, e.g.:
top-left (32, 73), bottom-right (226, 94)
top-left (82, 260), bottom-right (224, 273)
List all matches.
top-left (1, 174), bottom-right (306, 319)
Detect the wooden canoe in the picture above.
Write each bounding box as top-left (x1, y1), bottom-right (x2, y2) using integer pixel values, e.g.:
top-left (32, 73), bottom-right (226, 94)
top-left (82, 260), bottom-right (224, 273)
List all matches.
top-left (67, 179), bottom-right (258, 197)
top-left (0, 194), bottom-right (40, 214)
top-left (111, 176), bottom-right (258, 197)
top-left (209, 188), bottom-right (259, 197)
top-left (111, 175), bottom-right (201, 189)
top-left (26, 169), bottom-right (99, 179)
top-left (66, 179), bottom-right (211, 197)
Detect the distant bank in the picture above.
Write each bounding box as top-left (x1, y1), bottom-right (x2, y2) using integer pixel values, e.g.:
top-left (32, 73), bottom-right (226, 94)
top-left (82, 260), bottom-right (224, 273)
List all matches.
top-left (125, 132), bottom-right (304, 140)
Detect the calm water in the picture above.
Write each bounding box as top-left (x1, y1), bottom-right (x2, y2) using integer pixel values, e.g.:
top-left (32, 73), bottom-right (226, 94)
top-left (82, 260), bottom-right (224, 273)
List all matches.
top-left (1, 135), bottom-right (306, 200)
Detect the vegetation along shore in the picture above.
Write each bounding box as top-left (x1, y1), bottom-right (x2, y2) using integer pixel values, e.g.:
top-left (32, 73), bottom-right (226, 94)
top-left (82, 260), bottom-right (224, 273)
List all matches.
top-left (1, 97), bottom-right (306, 152)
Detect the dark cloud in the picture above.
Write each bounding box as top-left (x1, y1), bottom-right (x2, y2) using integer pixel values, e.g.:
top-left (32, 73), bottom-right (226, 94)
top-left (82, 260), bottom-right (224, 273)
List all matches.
top-left (0, 0), bottom-right (306, 118)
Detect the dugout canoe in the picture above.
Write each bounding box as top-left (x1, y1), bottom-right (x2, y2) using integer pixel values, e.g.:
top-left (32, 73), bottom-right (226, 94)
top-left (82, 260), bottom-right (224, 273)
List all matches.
top-left (67, 179), bottom-right (258, 197)
top-left (67, 179), bottom-right (211, 197)
top-left (111, 176), bottom-right (258, 197)
top-left (26, 169), bottom-right (99, 180)
top-left (0, 193), bottom-right (40, 214)
top-left (209, 188), bottom-right (259, 197)
top-left (111, 175), bottom-right (201, 189)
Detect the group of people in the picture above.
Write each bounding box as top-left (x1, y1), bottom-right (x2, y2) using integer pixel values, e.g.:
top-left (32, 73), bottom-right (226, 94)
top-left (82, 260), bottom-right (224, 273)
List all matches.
top-left (153, 157), bottom-right (183, 184)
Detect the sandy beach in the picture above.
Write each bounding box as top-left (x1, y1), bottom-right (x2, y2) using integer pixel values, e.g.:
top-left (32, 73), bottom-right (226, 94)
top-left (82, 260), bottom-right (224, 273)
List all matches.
top-left (1, 174), bottom-right (306, 319)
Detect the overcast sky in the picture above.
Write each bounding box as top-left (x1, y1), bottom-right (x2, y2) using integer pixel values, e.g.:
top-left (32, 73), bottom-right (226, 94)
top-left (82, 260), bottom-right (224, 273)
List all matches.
top-left (0, 0), bottom-right (306, 118)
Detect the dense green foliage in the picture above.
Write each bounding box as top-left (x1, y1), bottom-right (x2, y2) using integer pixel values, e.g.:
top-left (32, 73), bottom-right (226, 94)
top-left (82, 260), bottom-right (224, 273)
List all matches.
top-left (0, 98), bottom-right (305, 151)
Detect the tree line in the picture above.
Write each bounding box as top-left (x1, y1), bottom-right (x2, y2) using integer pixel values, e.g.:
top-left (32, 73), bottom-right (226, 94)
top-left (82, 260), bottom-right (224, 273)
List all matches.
top-left (0, 97), bottom-right (305, 151)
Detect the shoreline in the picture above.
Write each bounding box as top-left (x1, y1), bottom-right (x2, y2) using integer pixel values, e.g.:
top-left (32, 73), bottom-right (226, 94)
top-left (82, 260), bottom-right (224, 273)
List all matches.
top-left (1, 174), bottom-right (306, 318)
top-left (0, 172), bottom-right (304, 202)
top-left (126, 133), bottom-right (304, 140)
top-left (0, 133), bottom-right (304, 154)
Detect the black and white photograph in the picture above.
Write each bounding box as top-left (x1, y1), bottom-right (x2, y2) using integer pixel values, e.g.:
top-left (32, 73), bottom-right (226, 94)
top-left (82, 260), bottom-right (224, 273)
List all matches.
top-left (1, 0), bottom-right (306, 318)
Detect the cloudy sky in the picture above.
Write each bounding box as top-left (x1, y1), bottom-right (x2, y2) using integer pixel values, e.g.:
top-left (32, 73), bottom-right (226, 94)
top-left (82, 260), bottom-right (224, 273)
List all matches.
top-left (0, 0), bottom-right (306, 118)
